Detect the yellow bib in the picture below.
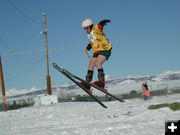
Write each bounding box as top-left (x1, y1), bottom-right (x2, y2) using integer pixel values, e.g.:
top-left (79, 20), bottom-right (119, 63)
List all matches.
top-left (87, 25), bottom-right (112, 53)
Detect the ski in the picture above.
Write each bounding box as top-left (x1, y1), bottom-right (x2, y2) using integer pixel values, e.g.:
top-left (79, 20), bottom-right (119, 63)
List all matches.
top-left (90, 83), bottom-right (125, 102)
top-left (53, 63), bottom-right (108, 108)
top-left (61, 66), bottom-right (125, 103)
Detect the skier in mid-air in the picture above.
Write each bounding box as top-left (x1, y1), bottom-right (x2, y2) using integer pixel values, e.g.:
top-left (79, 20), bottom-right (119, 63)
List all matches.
top-left (82, 18), bottom-right (112, 89)
top-left (52, 19), bottom-right (125, 107)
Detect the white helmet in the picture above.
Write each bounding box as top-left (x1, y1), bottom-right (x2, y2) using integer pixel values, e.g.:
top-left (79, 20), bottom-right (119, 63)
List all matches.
top-left (82, 18), bottom-right (93, 28)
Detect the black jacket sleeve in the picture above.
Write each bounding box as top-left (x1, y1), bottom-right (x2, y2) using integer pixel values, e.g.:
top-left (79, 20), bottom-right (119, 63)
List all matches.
top-left (99, 19), bottom-right (111, 26)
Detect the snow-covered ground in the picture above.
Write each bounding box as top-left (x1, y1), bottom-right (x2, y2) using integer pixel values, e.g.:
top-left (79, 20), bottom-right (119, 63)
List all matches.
top-left (0, 94), bottom-right (180, 135)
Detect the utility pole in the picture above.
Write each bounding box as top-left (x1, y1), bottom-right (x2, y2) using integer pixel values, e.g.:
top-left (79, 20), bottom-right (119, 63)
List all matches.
top-left (42, 13), bottom-right (52, 95)
top-left (0, 54), bottom-right (7, 111)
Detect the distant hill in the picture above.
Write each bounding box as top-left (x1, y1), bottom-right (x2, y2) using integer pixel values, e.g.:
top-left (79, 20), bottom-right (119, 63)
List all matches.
top-left (5, 70), bottom-right (180, 100)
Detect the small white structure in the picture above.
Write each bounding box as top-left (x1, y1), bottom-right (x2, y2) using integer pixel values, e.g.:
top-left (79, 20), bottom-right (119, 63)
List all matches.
top-left (33, 95), bottom-right (58, 107)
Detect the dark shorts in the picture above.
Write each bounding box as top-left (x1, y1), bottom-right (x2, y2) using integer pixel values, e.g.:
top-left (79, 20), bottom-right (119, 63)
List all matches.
top-left (93, 48), bottom-right (112, 60)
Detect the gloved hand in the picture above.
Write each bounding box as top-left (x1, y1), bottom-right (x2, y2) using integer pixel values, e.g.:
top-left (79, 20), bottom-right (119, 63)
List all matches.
top-left (86, 43), bottom-right (92, 51)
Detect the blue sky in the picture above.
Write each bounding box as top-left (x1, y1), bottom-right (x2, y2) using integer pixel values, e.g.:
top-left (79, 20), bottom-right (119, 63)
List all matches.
top-left (0, 0), bottom-right (180, 90)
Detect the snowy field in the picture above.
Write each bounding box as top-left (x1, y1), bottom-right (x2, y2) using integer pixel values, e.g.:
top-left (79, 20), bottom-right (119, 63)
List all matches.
top-left (0, 94), bottom-right (180, 135)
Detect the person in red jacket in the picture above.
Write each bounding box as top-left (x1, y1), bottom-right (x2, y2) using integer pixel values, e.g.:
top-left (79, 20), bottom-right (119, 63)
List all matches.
top-left (82, 18), bottom-right (112, 89)
top-left (142, 82), bottom-right (150, 100)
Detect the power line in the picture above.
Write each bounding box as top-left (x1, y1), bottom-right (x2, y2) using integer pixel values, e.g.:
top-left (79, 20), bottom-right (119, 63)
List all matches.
top-left (1, 46), bottom-right (80, 57)
top-left (1, 48), bottom-right (62, 56)
top-left (6, 55), bottom-right (46, 84)
top-left (0, 36), bottom-right (46, 87)
top-left (0, 32), bottom-right (80, 63)
top-left (18, 28), bottom-right (41, 50)
top-left (0, 34), bottom-right (43, 64)
top-left (7, 0), bottom-right (41, 24)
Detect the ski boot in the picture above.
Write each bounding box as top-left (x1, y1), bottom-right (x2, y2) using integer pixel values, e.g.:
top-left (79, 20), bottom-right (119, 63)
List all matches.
top-left (79, 82), bottom-right (92, 94)
top-left (93, 80), bottom-right (105, 88)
